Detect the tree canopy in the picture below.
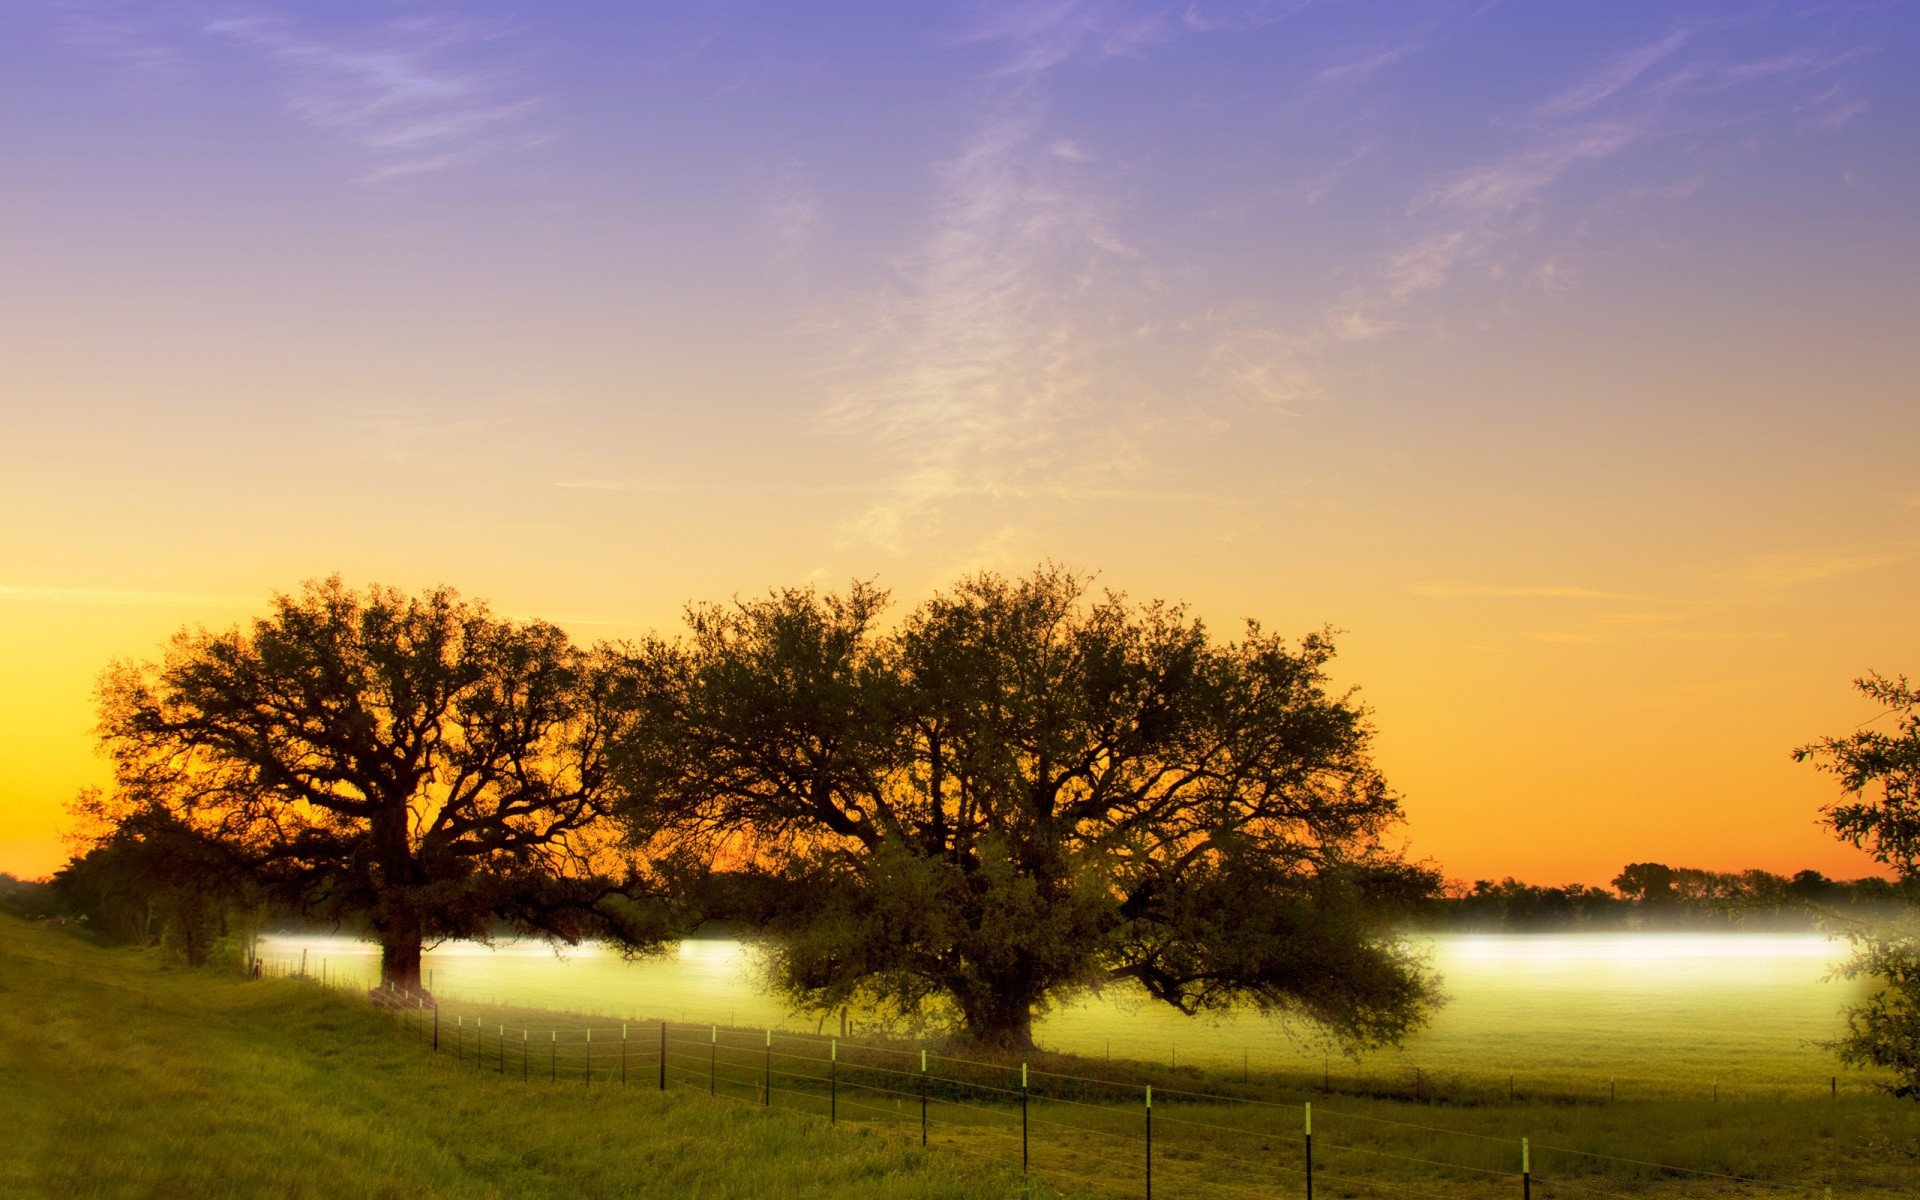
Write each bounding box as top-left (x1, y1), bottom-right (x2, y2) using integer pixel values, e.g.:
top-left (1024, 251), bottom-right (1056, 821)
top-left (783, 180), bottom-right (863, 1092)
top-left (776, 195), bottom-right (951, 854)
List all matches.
top-left (1795, 672), bottom-right (1920, 884)
top-left (1796, 671), bottom-right (1920, 1097)
top-left (91, 577), bottom-right (662, 993)
top-left (612, 566), bottom-right (1440, 1049)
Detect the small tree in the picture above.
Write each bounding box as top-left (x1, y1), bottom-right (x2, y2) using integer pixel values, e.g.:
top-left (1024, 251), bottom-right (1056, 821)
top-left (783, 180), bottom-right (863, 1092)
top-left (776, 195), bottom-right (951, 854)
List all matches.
top-left (57, 794), bottom-right (260, 965)
top-left (615, 567), bottom-right (1440, 1050)
top-left (1795, 672), bottom-right (1920, 1096)
top-left (94, 577), bottom-right (661, 993)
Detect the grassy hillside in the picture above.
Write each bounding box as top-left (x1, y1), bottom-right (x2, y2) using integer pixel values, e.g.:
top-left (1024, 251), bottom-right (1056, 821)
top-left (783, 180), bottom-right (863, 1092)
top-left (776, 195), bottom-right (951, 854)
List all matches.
top-left (0, 917), bottom-right (1044, 1199)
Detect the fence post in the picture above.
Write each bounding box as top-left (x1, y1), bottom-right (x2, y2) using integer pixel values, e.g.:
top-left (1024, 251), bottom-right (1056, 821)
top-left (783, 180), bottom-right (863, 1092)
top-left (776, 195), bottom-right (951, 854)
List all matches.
top-left (830, 1039), bottom-right (837, 1122)
top-left (522, 1029), bottom-right (528, 1080)
top-left (550, 1030), bottom-right (556, 1083)
top-left (920, 1048), bottom-right (928, 1147)
top-left (585, 1027), bottom-right (592, 1088)
top-left (1021, 1062), bottom-right (1029, 1174)
top-left (1831, 1075), bottom-right (1837, 1100)
top-left (660, 1021), bottom-right (667, 1091)
top-left (622, 1024), bottom-right (628, 1086)
top-left (499, 1025), bottom-right (505, 1074)
top-left (456, 1016), bottom-right (463, 1064)
top-left (433, 1004), bottom-right (439, 1053)
top-left (1145, 1084), bottom-right (1152, 1200)
top-left (711, 1025), bottom-right (717, 1095)
top-left (1521, 1136), bottom-right (1530, 1200)
top-left (764, 1028), bottom-right (772, 1106)
top-left (1304, 1102), bottom-right (1312, 1200)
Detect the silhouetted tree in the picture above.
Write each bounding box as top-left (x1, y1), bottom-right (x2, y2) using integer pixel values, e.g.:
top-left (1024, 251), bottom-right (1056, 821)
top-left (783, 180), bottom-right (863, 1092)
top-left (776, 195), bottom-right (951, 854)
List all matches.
top-left (54, 795), bottom-right (258, 961)
top-left (1796, 672), bottom-right (1920, 1096)
top-left (93, 578), bottom-right (662, 993)
top-left (613, 567), bottom-right (1440, 1050)
top-left (1611, 862), bottom-right (1678, 912)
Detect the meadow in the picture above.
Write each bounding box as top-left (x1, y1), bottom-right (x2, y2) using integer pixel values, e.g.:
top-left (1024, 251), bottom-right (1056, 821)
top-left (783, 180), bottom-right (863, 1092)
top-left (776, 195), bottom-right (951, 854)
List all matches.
top-left (0, 916), bottom-right (1037, 1200)
top-left (262, 929), bottom-right (1877, 1104)
top-left (9, 915), bottom-right (1916, 1198)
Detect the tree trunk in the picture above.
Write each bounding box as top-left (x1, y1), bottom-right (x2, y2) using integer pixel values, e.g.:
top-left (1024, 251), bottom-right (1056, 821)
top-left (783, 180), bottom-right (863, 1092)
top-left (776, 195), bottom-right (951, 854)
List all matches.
top-left (379, 913), bottom-right (425, 994)
top-left (959, 988), bottom-right (1038, 1051)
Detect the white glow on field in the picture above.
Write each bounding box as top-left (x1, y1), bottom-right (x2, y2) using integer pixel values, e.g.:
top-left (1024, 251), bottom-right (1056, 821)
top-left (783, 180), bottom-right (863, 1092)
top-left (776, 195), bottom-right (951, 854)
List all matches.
top-left (1442, 933), bottom-right (1838, 966)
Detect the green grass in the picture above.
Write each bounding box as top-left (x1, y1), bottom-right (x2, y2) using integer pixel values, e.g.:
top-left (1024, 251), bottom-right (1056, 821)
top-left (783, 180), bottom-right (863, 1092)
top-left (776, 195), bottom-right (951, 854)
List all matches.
top-left (0, 916), bottom-right (1046, 1199)
top-left (413, 988), bottom-right (1920, 1200)
top-left (9, 917), bottom-right (1919, 1200)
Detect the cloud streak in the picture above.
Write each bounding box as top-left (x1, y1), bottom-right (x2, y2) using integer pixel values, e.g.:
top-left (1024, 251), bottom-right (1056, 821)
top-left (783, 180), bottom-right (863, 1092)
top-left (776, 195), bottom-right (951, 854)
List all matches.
top-left (1411, 583), bottom-right (1635, 600)
top-left (205, 11), bottom-right (545, 180)
top-left (0, 585), bottom-right (259, 609)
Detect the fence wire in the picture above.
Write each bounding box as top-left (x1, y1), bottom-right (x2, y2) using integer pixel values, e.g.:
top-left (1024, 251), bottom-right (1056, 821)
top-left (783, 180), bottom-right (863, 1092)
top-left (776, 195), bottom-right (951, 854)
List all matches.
top-left (259, 954), bottom-right (1882, 1200)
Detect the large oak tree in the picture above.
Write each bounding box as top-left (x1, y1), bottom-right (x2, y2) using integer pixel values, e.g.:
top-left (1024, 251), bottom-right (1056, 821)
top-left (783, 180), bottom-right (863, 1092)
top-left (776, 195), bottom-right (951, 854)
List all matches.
top-left (94, 578), bottom-right (658, 993)
top-left (613, 567), bottom-right (1440, 1049)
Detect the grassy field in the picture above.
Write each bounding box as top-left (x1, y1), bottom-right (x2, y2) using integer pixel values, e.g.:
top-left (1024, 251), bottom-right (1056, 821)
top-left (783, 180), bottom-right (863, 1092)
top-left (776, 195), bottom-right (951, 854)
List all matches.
top-left (0, 916), bottom-right (1042, 1199)
top-left (373, 975), bottom-right (1920, 1199)
top-left (261, 930), bottom-right (1872, 1104)
top-left (9, 917), bottom-right (1919, 1200)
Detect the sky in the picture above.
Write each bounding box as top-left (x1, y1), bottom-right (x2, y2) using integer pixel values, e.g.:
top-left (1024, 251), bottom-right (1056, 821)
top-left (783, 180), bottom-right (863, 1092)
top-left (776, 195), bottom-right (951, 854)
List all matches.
top-left (2, 0), bottom-right (1916, 886)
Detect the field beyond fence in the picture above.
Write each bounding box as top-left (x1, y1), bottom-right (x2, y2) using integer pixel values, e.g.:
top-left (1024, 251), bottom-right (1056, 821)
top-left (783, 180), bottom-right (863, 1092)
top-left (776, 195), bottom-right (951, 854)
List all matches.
top-left (257, 952), bottom-right (1920, 1199)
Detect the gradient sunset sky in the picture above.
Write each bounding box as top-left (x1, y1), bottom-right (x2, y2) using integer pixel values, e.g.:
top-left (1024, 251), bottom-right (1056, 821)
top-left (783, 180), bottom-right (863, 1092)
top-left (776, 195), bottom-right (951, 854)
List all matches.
top-left (2, 1), bottom-right (1916, 885)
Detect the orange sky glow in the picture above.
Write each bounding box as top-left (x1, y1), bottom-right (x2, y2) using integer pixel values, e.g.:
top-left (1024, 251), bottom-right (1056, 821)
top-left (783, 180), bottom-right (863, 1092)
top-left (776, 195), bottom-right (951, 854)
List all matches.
top-left (2, 2), bottom-right (1915, 887)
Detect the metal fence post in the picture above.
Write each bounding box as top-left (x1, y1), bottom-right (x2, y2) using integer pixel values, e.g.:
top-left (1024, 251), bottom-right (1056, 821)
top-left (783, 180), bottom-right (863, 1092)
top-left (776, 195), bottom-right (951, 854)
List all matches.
top-left (433, 1004), bottom-right (439, 1053)
top-left (660, 1021), bottom-right (667, 1091)
top-left (498, 1025), bottom-right (504, 1074)
top-left (920, 1049), bottom-right (928, 1147)
top-left (1305, 1102), bottom-right (1313, 1200)
top-left (711, 1025), bottom-right (718, 1095)
top-left (622, 1024), bottom-right (628, 1085)
top-left (550, 1030), bottom-right (556, 1083)
top-left (1145, 1084), bottom-right (1152, 1200)
top-left (456, 1016), bottom-right (463, 1064)
top-left (522, 1028), bottom-right (528, 1080)
top-left (1021, 1063), bottom-right (1029, 1174)
top-left (1522, 1136), bottom-right (1530, 1200)
top-left (585, 1027), bottom-right (592, 1088)
top-left (830, 1039), bottom-right (837, 1122)
top-left (764, 1028), bottom-right (772, 1106)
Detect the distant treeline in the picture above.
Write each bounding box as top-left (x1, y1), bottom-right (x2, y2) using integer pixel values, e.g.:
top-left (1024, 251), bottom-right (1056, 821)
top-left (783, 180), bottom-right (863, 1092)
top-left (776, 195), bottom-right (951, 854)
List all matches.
top-left (1424, 863), bottom-right (1907, 931)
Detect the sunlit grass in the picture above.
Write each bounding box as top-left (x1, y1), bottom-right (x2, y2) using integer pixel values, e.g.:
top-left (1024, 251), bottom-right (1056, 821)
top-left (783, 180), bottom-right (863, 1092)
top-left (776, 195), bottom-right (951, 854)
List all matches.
top-left (0, 916), bottom-right (1046, 1199)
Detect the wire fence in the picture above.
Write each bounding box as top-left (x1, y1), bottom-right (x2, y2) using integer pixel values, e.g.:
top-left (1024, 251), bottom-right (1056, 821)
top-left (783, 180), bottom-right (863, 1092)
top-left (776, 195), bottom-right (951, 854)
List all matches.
top-left (257, 953), bottom-right (1881, 1199)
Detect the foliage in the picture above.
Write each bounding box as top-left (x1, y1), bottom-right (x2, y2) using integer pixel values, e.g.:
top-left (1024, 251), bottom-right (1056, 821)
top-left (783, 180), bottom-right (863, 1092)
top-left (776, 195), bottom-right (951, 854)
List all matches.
top-left (1796, 671), bottom-right (1920, 1098)
top-left (1794, 672), bottom-right (1920, 882)
top-left (613, 566), bottom-right (1441, 1049)
top-left (1825, 910), bottom-right (1920, 1097)
top-left (0, 874), bottom-right (60, 921)
top-left (54, 796), bottom-right (263, 967)
top-left (89, 577), bottom-right (666, 991)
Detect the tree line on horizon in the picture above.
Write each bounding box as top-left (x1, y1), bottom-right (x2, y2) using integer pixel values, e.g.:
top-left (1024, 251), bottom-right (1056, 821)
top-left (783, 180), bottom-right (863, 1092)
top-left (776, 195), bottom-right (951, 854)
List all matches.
top-left (24, 572), bottom-right (1920, 1090)
top-left (1425, 863), bottom-right (1906, 932)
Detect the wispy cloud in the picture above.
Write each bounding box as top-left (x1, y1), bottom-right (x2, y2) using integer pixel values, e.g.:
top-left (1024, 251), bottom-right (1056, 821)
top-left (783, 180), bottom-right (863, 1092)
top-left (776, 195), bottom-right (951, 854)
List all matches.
top-left (821, 84), bottom-right (1139, 546)
top-left (204, 11), bottom-right (544, 181)
top-left (1534, 31), bottom-right (1689, 120)
top-left (1734, 550), bottom-right (1907, 587)
top-left (1326, 18), bottom-right (1873, 341)
top-left (0, 584), bottom-right (258, 609)
top-left (1412, 583), bottom-right (1635, 600)
top-left (763, 164), bottom-right (822, 267)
